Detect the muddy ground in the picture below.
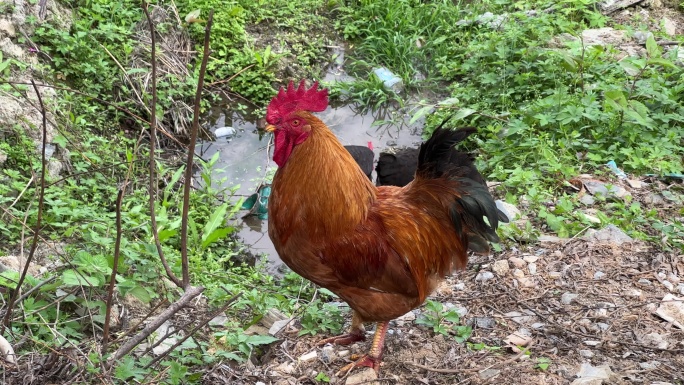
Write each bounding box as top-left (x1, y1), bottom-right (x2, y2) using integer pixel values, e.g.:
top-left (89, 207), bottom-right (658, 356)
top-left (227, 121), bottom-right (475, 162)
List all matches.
top-left (201, 173), bottom-right (684, 385)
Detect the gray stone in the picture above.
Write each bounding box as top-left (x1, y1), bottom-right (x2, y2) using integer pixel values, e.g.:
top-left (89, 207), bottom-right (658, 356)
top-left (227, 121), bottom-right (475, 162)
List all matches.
top-left (580, 194), bottom-right (596, 205)
top-left (663, 17), bottom-right (677, 36)
top-left (495, 200), bottom-right (521, 222)
top-left (492, 260), bottom-right (510, 276)
top-left (471, 317), bottom-right (497, 329)
top-left (475, 271), bottom-right (494, 282)
top-left (583, 224), bottom-right (633, 245)
top-left (561, 292), bottom-right (579, 305)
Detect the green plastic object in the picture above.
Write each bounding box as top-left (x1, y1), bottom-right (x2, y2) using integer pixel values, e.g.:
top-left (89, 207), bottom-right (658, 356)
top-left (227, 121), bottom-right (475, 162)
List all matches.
top-left (242, 184), bottom-right (271, 220)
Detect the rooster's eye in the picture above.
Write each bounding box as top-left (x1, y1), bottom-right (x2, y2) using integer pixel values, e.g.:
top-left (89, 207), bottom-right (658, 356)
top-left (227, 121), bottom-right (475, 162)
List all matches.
top-left (291, 119), bottom-right (300, 126)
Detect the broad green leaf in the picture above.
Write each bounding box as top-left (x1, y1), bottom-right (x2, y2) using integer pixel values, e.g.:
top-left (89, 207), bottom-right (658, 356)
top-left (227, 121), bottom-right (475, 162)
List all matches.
top-left (452, 108), bottom-right (476, 121)
top-left (409, 105), bottom-right (433, 125)
top-left (128, 286), bottom-right (152, 303)
top-left (618, 59), bottom-right (643, 76)
top-left (645, 34), bottom-right (659, 58)
top-left (62, 269), bottom-right (103, 287)
top-left (245, 335), bottom-right (278, 345)
top-left (647, 57), bottom-right (676, 68)
top-left (201, 227), bottom-right (233, 249)
top-left (202, 203), bottom-right (229, 243)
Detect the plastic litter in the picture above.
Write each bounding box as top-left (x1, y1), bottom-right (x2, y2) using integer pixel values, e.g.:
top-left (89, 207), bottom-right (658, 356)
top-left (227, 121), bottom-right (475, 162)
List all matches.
top-left (605, 160), bottom-right (627, 179)
top-left (242, 184), bottom-right (271, 220)
top-left (372, 67), bottom-right (403, 93)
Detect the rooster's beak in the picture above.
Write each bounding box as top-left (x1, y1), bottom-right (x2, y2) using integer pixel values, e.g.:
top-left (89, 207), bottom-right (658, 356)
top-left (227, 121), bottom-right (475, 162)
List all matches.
top-left (265, 124), bottom-right (276, 133)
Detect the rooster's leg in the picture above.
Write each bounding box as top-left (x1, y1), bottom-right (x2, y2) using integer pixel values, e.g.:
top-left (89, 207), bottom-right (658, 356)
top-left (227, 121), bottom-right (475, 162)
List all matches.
top-left (337, 320), bottom-right (390, 374)
top-left (317, 311), bottom-right (366, 346)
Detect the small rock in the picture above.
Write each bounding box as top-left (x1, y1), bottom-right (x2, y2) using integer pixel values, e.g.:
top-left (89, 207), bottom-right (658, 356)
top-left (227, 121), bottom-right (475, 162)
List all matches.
top-left (245, 325), bottom-right (270, 336)
top-left (633, 31), bottom-right (654, 45)
top-left (640, 332), bottom-right (669, 349)
top-left (209, 312), bottom-right (229, 326)
top-left (644, 193), bottom-right (666, 206)
top-left (582, 179), bottom-right (630, 199)
top-left (269, 319), bottom-right (292, 336)
top-left (594, 271), bottom-right (606, 280)
top-left (583, 213), bottom-right (601, 224)
top-left (625, 288), bottom-right (642, 297)
top-left (345, 368), bottom-right (378, 385)
top-left (583, 224), bottom-right (633, 245)
top-left (479, 368), bottom-right (501, 380)
top-left (492, 260), bottom-right (510, 276)
top-left (453, 282), bottom-right (466, 291)
top-left (668, 274), bottom-right (680, 284)
top-left (638, 278), bottom-right (652, 285)
top-left (338, 350), bottom-right (350, 357)
top-left (531, 322), bottom-right (545, 329)
top-left (549, 272), bottom-right (562, 279)
top-left (522, 255), bottom-right (539, 263)
top-left (256, 382), bottom-right (266, 385)
top-left (321, 345), bottom-right (335, 363)
top-left (561, 293), bottom-right (579, 305)
top-left (639, 361), bottom-right (659, 370)
top-left (495, 200), bottom-right (521, 221)
top-left (655, 294), bottom-right (684, 329)
top-left (678, 284), bottom-right (684, 295)
top-left (476, 271), bottom-right (495, 282)
top-left (528, 263), bottom-right (537, 275)
top-left (262, 308), bottom-right (289, 329)
top-left (662, 17), bottom-right (676, 36)
top-left (509, 257), bottom-right (527, 269)
top-left (572, 363), bottom-right (613, 384)
top-left (274, 362), bottom-right (295, 374)
top-left (584, 341), bottom-right (601, 346)
top-left (471, 317), bottom-right (497, 329)
top-left (299, 351), bottom-right (317, 362)
top-left (596, 323), bottom-right (609, 331)
top-left (580, 195), bottom-right (596, 205)
top-left (662, 280), bottom-right (674, 292)
top-left (579, 350), bottom-right (594, 358)
top-left (512, 269), bottom-right (525, 278)
top-left (626, 179), bottom-right (642, 189)
top-left (444, 303), bottom-right (468, 317)
top-left (539, 234), bottom-right (566, 243)
top-left (214, 126), bottom-right (236, 138)
top-left (517, 277), bottom-right (536, 288)
top-left (505, 311), bottom-right (535, 324)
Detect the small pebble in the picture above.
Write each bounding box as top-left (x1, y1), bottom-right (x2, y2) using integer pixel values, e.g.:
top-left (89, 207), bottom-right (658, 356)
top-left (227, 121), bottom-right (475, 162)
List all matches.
top-left (300, 351), bottom-right (318, 362)
top-left (508, 257), bottom-right (526, 269)
top-left (579, 350), bottom-right (594, 358)
top-left (522, 255), bottom-right (539, 263)
top-left (476, 271), bottom-right (495, 282)
top-left (513, 269), bottom-right (525, 278)
top-left (638, 278), bottom-right (652, 285)
top-left (584, 340), bottom-right (601, 346)
top-left (561, 292), bottom-right (578, 305)
top-left (662, 280), bottom-right (674, 291)
top-left (594, 271), bottom-right (605, 279)
top-left (528, 263), bottom-right (537, 275)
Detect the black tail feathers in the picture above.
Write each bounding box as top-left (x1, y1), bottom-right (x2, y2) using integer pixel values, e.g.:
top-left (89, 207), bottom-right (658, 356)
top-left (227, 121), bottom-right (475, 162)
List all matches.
top-left (417, 121), bottom-right (508, 253)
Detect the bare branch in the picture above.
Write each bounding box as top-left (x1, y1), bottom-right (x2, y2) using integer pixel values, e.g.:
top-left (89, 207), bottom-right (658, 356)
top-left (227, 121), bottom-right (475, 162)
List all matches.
top-left (2, 80), bottom-right (49, 329)
top-left (181, 11), bottom-right (214, 288)
top-left (102, 189), bottom-right (125, 354)
top-left (108, 285), bottom-right (204, 363)
top-left (143, 1), bottom-right (183, 288)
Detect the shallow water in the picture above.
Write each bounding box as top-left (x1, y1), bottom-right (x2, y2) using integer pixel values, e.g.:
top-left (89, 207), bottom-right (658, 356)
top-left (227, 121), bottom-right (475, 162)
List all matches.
top-left (197, 103), bottom-right (424, 272)
top-left (197, 50), bottom-right (425, 272)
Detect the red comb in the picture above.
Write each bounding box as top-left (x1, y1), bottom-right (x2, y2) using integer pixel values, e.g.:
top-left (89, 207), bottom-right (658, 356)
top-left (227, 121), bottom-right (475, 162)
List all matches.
top-left (266, 80), bottom-right (328, 124)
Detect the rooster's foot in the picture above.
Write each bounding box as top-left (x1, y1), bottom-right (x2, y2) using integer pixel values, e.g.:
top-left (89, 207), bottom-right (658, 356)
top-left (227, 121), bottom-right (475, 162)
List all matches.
top-left (336, 354), bottom-right (381, 375)
top-left (317, 332), bottom-right (365, 347)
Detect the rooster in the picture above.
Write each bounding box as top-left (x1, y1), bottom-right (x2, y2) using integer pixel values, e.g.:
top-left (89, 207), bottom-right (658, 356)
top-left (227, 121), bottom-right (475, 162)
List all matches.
top-left (265, 80), bottom-right (503, 373)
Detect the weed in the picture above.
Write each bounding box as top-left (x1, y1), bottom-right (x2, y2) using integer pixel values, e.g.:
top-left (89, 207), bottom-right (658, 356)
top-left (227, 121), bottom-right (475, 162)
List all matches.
top-left (416, 300), bottom-right (472, 342)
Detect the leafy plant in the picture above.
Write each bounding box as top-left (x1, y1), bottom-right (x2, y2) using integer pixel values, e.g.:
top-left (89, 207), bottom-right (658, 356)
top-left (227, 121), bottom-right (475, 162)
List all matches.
top-left (416, 300), bottom-right (472, 342)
